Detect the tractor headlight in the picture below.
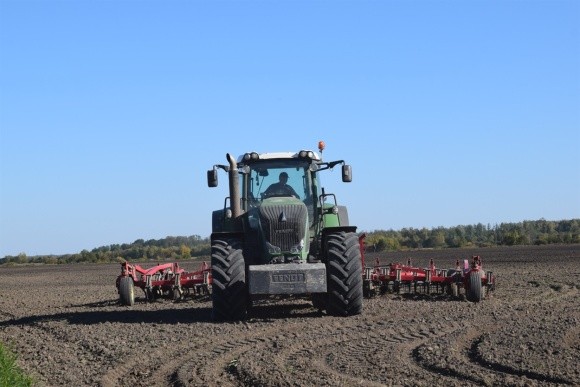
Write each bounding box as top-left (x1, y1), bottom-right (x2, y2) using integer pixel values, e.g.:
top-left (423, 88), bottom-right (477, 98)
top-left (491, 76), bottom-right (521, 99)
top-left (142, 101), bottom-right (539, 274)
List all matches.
top-left (331, 205), bottom-right (339, 215)
top-left (298, 150), bottom-right (314, 160)
top-left (225, 208), bottom-right (232, 219)
top-left (290, 239), bottom-right (305, 254)
top-left (266, 242), bottom-right (282, 254)
top-left (243, 152), bottom-right (259, 161)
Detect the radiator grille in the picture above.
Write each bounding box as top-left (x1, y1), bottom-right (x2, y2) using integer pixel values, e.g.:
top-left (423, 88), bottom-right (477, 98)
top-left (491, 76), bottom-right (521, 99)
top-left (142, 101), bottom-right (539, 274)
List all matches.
top-left (259, 204), bottom-right (307, 252)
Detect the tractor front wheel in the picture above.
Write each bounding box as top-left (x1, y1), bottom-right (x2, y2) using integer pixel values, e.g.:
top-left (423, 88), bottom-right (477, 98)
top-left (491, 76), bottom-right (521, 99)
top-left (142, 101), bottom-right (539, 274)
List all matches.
top-left (326, 231), bottom-right (363, 316)
top-left (211, 238), bottom-right (247, 321)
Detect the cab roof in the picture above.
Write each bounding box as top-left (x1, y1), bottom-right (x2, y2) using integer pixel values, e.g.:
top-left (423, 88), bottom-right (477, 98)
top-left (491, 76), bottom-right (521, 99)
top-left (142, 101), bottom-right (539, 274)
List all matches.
top-left (236, 151), bottom-right (321, 163)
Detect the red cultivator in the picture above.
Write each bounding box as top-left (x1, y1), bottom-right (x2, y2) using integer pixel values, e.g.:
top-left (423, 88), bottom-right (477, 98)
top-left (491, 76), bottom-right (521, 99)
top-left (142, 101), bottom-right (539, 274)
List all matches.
top-left (116, 261), bottom-right (212, 306)
top-left (363, 255), bottom-right (495, 302)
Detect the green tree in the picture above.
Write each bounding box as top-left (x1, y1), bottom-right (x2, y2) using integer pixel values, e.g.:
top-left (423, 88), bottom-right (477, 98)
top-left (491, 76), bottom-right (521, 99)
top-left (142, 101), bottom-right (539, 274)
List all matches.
top-left (16, 253), bottom-right (27, 264)
top-left (179, 244), bottom-right (191, 259)
top-left (426, 230), bottom-right (446, 248)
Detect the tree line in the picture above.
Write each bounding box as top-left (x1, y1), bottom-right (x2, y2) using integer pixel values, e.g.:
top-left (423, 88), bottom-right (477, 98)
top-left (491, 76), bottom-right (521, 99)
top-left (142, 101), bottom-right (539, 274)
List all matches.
top-left (1, 218), bottom-right (578, 265)
top-left (363, 218), bottom-right (580, 252)
top-left (1, 235), bottom-right (211, 265)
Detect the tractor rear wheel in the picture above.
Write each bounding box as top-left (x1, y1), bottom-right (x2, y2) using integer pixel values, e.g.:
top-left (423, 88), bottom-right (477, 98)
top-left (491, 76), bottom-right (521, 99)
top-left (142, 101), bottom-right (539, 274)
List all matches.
top-left (119, 277), bottom-right (135, 306)
top-left (467, 270), bottom-right (484, 302)
top-left (326, 231), bottom-right (363, 316)
top-left (211, 238), bottom-right (247, 321)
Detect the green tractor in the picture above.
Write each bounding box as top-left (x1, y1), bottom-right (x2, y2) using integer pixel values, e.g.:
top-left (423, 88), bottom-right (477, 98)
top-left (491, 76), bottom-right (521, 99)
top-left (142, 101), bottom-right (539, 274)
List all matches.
top-left (207, 142), bottom-right (363, 320)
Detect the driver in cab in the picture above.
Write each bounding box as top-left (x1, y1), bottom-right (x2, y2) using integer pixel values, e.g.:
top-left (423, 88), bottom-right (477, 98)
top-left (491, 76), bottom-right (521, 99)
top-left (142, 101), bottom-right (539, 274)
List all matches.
top-left (264, 172), bottom-right (299, 198)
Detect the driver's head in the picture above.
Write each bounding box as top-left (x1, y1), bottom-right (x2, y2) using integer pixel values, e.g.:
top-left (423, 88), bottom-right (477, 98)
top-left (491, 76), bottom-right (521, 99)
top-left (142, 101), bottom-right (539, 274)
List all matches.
top-left (279, 172), bottom-right (288, 183)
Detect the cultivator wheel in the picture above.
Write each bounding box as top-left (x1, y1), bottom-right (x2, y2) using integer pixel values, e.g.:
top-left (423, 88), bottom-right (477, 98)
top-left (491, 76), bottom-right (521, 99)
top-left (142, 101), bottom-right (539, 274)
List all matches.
top-left (119, 277), bottom-right (135, 306)
top-left (467, 270), bottom-right (484, 302)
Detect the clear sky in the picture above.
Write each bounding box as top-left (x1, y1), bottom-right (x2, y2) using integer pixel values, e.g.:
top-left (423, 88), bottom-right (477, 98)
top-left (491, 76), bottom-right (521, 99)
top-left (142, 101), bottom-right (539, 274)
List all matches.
top-left (1, 0), bottom-right (579, 257)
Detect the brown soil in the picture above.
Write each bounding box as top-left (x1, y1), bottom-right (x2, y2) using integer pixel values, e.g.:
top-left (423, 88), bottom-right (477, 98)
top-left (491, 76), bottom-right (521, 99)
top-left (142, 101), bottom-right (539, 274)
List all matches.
top-left (1, 244), bottom-right (578, 386)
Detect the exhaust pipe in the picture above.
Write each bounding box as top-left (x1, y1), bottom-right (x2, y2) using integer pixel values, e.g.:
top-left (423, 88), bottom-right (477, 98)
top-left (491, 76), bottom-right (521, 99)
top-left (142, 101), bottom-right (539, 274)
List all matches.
top-left (226, 153), bottom-right (242, 218)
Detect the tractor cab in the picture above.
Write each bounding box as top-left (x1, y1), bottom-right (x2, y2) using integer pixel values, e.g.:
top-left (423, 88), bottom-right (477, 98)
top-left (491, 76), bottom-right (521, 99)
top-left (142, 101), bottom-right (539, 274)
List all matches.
top-left (238, 152), bottom-right (325, 237)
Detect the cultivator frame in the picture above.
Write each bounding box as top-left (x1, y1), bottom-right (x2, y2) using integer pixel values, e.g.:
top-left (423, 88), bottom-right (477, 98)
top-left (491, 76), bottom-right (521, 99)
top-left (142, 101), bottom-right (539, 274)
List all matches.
top-left (116, 261), bottom-right (212, 306)
top-left (363, 255), bottom-right (495, 302)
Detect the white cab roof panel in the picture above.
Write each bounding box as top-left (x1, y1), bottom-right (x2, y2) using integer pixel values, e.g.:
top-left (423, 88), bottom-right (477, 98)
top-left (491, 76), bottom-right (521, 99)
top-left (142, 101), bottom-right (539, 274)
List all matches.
top-left (237, 151), bottom-right (321, 163)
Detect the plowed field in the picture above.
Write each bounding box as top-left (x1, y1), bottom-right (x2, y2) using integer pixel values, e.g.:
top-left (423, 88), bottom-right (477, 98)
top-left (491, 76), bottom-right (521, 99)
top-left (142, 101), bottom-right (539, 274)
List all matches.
top-left (1, 244), bottom-right (578, 386)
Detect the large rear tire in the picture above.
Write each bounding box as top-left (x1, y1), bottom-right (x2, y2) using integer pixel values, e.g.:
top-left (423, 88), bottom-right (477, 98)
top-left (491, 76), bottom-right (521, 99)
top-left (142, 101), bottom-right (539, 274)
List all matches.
top-left (326, 231), bottom-right (363, 316)
top-left (119, 277), bottom-right (135, 306)
top-left (467, 270), bottom-right (483, 302)
top-left (211, 238), bottom-right (247, 321)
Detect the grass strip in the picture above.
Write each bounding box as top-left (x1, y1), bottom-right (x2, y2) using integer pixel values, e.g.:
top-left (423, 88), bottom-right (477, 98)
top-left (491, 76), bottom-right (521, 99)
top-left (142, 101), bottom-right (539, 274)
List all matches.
top-left (0, 341), bottom-right (33, 387)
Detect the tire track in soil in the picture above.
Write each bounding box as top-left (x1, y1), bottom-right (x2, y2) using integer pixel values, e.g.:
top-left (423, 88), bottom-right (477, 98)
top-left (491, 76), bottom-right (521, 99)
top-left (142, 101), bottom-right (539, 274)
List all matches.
top-left (412, 322), bottom-right (501, 386)
top-left (98, 323), bottom-right (212, 386)
top-left (0, 310), bottom-right (16, 320)
top-left (100, 301), bottom-right (335, 386)
top-left (169, 317), bottom-right (360, 385)
top-left (413, 325), bottom-right (570, 385)
top-left (410, 285), bottom-right (579, 386)
top-left (313, 325), bottom-right (453, 385)
top-left (181, 264), bottom-right (576, 385)
top-left (184, 321), bottom-right (322, 386)
top-left (468, 335), bottom-right (574, 385)
top-left (180, 312), bottom-right (467, 386)
top-left (100, 320), bottom-right (292, 387)
top-left (514, 284), bottom-right (578, 307)
top-left (181, 297), bottom-right (566, 387)
top-left (4, 317), bottom-right (114, 385)
top-left (480, 285), bottom-right (578, 385)
top-left (291, 322), bottom-right (464, 386)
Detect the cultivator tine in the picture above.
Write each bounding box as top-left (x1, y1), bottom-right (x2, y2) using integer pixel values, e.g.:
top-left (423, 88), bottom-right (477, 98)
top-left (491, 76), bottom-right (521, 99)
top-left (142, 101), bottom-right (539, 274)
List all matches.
top-left (173, 272), bottom-right (182, 300)
top-left (203, 270), bottom-right (210, 285)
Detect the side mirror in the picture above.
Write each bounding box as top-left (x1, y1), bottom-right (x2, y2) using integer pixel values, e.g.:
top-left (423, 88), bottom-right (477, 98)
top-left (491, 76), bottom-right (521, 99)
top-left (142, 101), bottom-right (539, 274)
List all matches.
top-left (207, 169), bottom-right (218, 187)
top-left (342, 164), bottom-right (352, 182)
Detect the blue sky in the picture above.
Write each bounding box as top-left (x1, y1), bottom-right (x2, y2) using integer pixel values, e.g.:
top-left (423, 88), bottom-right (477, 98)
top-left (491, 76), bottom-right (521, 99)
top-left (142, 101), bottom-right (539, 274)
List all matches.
top-left (1, 0), bottom-right (579, 256)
